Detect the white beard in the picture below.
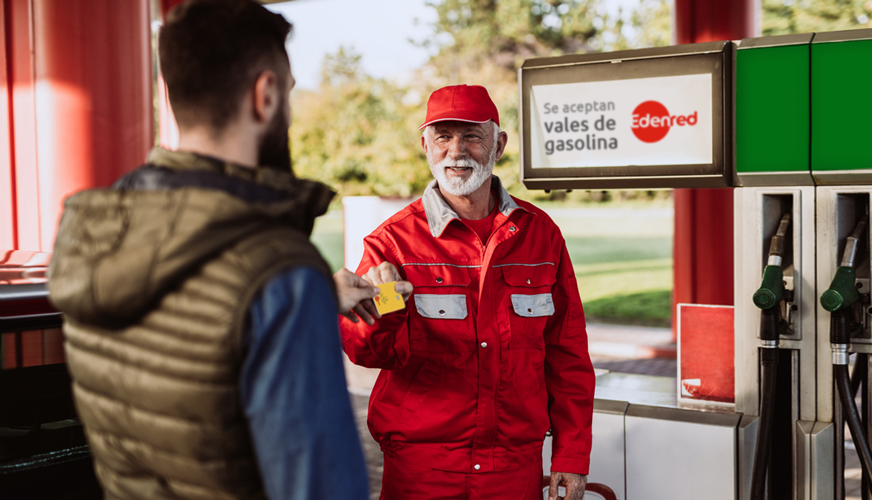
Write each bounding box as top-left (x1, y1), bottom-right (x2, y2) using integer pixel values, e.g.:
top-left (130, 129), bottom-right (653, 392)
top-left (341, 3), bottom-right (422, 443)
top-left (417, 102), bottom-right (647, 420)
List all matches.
top-left (427, 147), bottom-right (496, 197)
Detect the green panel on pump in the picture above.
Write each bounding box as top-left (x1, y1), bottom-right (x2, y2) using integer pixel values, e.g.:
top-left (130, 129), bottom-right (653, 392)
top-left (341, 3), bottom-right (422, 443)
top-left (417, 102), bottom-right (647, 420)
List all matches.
top-left (736, 34), bottom-right (813, 186)
top-left (812, 29), bottom-right (872, 185)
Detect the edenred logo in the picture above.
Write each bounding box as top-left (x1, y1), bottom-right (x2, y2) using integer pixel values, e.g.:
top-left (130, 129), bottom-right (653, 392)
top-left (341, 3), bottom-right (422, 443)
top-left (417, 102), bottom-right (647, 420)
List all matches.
top-left (631, 100), bottom-right (698, 143)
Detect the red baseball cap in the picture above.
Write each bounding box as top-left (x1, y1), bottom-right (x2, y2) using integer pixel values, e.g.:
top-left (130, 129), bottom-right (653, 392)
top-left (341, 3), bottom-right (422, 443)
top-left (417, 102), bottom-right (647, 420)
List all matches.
top-left (419, 85), bottom-right (500, 130)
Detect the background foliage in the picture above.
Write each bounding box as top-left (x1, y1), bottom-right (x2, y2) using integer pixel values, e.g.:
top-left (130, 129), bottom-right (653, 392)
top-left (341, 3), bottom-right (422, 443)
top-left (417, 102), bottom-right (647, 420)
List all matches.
top-left (291, 0), bottom-right (672, 201)
top-left (763, 0), bottom-right (872, 35)
top-left (292, 0), bottom-right (872, 202)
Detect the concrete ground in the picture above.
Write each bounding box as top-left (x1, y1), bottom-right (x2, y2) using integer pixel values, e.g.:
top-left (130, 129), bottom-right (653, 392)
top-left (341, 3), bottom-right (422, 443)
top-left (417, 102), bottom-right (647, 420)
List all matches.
top-left (349, 392), bottom-right (384, 500)
top-left (344, 322), bottom-right (864, 499)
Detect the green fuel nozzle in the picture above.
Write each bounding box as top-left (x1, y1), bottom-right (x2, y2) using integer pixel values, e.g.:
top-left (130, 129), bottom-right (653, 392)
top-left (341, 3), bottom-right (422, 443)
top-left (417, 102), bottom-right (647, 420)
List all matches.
top-left (754, 266), bottom-right (785, 310)
top-left (821, 267), bottom-right (859, 312)
top-left (821, 215), bottom-right (868, 312)
top-left (753, 214), bottom-right (791, 311)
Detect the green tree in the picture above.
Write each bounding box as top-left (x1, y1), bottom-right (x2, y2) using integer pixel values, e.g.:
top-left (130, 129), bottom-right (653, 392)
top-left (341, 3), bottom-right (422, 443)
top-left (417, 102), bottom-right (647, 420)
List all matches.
top-left (419, 0), bottom-right (670, 198)
top-left (293, 0), bottom-right (872, 200)
top-left (763, 0), bottom-right (872, 35)
top-left (291, 47), bottom-right (432, 197)
top-left (292, 1), bottom-right (672, 199)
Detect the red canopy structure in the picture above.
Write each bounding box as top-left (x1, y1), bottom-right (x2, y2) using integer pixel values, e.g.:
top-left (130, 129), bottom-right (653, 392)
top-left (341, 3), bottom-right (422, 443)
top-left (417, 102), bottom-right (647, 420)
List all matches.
top-left (1, 0), bottom-right (153, 252)
top-left (0, 0), bottom-right (289, 253)
top-left (671, 0), bottom-right (758, 338)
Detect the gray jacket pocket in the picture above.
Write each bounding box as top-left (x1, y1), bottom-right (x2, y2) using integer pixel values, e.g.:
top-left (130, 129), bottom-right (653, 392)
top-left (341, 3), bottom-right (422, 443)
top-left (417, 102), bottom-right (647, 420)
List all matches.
top-left (511, 293), bottom-right (555, 317)
top-left (414, 294), bottom-right (468, 319)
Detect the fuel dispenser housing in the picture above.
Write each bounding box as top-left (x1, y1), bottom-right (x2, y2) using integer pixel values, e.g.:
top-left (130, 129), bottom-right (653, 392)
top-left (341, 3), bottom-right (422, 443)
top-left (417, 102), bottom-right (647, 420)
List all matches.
top-left (733, 29), bottom-right (872, 500)
top-left (734, 187), bottom-right (821, 499)
top-left (735, 34), bottom-right (813, 187)
top-left (816, 191), bottom-right (872, 418)
top-left (520, 26), bottom-right (872, 500)
top-left (734, 32), bottom-right (827, 500)
top-left (811, 29), bottom-right (872, 185)
top-left (812, 30), bottom-right (872, 431)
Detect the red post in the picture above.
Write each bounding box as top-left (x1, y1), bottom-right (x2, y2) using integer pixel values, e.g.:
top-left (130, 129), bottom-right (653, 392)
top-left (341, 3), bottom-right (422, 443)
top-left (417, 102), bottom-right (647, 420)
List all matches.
top-left (671, 0), bottom-right (759, 340)
top-left (0, 4), bottom-right (15, 251)
top-left (673, 0), bottom-right (759, 46)
top-left (32, 0), bottom-right (153, 250)
top-left (161, 0), bottom-right (187, 17)
top-left (0, 0), bottom-right (153, 252)
top-left (7, 0), bottom-right (41, 251)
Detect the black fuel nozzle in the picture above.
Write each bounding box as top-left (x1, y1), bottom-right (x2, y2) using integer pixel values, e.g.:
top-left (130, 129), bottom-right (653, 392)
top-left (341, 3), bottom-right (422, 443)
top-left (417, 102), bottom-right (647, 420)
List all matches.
top-left (822, 215), bottom-right (868, 313)
top-left (753, 214), bottom-right (791, 313)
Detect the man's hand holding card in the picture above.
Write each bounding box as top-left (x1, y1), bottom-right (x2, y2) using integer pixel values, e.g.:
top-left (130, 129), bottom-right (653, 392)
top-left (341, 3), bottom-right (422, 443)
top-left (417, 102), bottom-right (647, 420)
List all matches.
top-left (363, 262), bottom-right (414, 317)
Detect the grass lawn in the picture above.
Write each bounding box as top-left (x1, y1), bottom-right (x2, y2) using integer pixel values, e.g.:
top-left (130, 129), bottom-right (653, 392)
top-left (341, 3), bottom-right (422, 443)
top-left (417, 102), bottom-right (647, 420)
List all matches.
top-left (311, 203), bottom-right (673, 327)
top-left (552, 207), bottom-right (673, 327)
top-left (310, 211), bottom-right (344, 272)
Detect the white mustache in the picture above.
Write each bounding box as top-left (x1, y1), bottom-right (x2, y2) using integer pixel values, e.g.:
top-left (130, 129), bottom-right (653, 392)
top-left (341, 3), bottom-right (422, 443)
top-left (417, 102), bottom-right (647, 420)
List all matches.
top-left (434, 157), bottom-right (481, 170)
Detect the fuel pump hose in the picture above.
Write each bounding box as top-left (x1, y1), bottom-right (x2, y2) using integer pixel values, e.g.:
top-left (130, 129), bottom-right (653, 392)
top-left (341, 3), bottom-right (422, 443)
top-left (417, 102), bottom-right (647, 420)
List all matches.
top-left (750, 214), bottom-right (790, 500)
top-left (830, 293), bottom-right (872, 492)
top-left (750, 328), bottom-right (779, 500)
top-left (834, 359), bottom-right (872, 490)
top-left (825, 215), bottom-right (872, 492)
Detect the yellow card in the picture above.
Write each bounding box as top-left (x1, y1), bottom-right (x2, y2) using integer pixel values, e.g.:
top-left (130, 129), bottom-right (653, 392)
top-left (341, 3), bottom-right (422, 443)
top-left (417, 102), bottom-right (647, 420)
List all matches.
top-left (375, 282), bottom-right (405, 315)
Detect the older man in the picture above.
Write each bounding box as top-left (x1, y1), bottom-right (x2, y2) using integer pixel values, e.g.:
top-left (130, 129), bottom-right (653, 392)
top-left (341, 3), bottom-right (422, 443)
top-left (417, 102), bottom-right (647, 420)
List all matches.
top-left (340, 85), bottom-right (595, 500)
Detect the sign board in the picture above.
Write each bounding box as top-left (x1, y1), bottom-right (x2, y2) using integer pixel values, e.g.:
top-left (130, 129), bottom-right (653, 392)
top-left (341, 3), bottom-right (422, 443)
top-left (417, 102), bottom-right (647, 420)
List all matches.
top-left (677, 303), bottom-right (735, 409)
top-left (342, 196), bottom-right (415, 272)
top-left (519, 42), bottom-right (732, 190)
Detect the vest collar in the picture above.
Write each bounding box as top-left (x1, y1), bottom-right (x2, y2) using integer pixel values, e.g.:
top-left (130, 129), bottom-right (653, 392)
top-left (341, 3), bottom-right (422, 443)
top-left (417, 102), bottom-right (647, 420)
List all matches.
top-left (142, 147), bottom-right (335, 227)
top-left (146, 146), bottom-right (300, 193)
top-left (422, 176), bottom-right (524, 238)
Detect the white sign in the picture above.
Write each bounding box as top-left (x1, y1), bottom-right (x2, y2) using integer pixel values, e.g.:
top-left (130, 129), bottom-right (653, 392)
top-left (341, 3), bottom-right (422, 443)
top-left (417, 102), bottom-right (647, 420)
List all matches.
top-left (529, 74), bottom-right (713, 169)
top-left (342, 196), bottom-right (415, 272)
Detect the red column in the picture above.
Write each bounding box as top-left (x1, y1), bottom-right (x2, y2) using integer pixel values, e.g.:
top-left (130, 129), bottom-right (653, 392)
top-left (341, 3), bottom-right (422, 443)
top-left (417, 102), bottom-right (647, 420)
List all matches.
top-left (32, 0), bottom-right (153, 250)
top-left (0, 3), bottom-right (15, 250)
top-left (671, 0), bottom-right (759, 339)
top-left (160, 0), bottom-right (186, 16)
top-left (6, 0), bottom-right (41, 251)
top-left (0, 0), bottom-right (153, 252)
top-left (673, 0), bottom-right (758, 45)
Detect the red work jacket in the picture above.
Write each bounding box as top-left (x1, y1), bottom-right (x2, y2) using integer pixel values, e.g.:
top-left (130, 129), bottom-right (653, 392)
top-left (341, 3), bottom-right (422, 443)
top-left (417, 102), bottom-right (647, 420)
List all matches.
top-left (340, 177), bottom-right (595, 475)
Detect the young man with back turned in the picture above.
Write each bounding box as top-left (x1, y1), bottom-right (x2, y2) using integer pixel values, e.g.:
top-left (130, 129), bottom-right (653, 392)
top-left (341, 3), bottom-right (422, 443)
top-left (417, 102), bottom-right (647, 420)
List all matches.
top-left (49, 1), bottom-right (374, 498)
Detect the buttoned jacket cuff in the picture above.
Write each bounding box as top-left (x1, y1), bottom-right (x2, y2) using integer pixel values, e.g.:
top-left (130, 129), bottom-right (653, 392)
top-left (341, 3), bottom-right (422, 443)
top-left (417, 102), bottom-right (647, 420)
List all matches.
top-left (549, 456), bottom-right (590, 476)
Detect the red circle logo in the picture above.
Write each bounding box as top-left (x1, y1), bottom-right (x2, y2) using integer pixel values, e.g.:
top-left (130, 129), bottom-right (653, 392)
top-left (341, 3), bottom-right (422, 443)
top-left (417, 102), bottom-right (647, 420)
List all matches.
top-left (631, 101), bottom-right (670, 143)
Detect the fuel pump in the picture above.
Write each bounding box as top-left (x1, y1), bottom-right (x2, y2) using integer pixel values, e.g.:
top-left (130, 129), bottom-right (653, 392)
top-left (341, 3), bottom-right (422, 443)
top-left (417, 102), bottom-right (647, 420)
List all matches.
top-left (822, 215), bottom-right (872, 494)
top-left (750, 214), bottom-right (791, 500)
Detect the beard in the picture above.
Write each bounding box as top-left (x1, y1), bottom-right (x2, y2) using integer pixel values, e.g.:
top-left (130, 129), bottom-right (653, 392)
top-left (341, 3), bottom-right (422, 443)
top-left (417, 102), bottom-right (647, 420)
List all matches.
top-left (257, 103), bottom-right (292, 172)
top-left (428, 146), bottom-right (497, 197)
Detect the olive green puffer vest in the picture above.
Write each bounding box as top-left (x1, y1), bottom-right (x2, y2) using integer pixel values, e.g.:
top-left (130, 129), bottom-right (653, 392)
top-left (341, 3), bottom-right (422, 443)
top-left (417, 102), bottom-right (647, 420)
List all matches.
top-left (49, 148), bottom-right (336, 500)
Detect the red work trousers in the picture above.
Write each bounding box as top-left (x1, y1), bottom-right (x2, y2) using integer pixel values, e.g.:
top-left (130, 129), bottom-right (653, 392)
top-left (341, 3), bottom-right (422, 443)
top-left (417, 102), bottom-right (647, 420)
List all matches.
top-left (380, 454), bottom-right (544, 500)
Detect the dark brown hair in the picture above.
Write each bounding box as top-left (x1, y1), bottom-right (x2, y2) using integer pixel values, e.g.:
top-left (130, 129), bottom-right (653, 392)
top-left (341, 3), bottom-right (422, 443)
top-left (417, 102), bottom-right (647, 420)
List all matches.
top-left (158, 0), bottom-right (292, 132)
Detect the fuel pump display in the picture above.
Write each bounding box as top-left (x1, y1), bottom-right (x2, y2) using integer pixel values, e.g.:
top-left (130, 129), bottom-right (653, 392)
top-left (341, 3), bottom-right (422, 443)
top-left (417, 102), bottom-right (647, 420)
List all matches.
top-left (823, 215), bottom-right (872, 493)
top-left (750, 214), bottom-right (791, 500)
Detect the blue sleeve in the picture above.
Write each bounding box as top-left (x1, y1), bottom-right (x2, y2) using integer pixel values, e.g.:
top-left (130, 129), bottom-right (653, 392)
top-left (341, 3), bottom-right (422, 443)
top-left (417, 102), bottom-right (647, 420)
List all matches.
top-left (241, 266), bottom-right (368, 500)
